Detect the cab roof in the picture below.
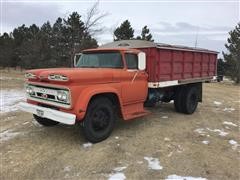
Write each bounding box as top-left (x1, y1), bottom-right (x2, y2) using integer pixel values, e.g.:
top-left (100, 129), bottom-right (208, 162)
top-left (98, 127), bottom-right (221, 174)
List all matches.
top-left (83, 47), bottom-right (140, 53)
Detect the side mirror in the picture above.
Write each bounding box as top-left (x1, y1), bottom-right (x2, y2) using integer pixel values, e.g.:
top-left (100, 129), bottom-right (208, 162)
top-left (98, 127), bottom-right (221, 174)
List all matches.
top-left (138, 52), bottom-right (146, 70)
top-left (73, 53), bottom-right (82, 67)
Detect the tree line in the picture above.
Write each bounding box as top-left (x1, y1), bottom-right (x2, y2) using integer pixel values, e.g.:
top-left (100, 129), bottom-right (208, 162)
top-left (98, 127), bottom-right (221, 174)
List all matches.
top-left (0, 12), bottom-right (98, 69)
top-left (0, 12), bottom-right (153, 70)
top-left (0, 7), bottom-right (239, 83)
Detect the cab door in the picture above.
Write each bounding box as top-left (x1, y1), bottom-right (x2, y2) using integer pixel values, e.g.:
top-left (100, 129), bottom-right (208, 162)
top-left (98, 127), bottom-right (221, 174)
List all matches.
top-left (121, 52), bottom-right (148, 104)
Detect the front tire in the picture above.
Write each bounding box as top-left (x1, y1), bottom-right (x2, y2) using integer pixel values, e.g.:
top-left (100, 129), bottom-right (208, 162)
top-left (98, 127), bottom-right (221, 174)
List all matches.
top-left (82, 97), bottom-right (115, 143)
top-left (33, 114), bottom-right (59, 126)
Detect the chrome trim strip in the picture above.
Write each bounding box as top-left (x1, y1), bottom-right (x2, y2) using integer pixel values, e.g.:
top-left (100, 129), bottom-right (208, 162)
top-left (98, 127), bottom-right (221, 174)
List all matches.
top-left (27, 95), bottom-right (71, 109)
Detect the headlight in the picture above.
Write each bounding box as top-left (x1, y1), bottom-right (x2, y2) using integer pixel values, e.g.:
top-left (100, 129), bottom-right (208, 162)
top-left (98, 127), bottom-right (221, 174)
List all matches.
top-left (26, 86), bottom-right (35, 95)
top-left (25, 73), bottom-right (37, 79)
top-left (48, 74), bottom-right (68, 81)
top-left (57, 90), bottom-right (69, 102)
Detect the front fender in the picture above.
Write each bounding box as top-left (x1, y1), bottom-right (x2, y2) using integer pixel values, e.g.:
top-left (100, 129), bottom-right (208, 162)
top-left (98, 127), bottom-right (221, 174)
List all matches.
top-left (75, 85), bottom-right (123, 120)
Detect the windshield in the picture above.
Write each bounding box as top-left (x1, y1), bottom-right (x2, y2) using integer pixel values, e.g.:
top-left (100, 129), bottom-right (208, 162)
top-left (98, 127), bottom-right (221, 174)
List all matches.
top-left (76, 52), bottom-right (123, 68)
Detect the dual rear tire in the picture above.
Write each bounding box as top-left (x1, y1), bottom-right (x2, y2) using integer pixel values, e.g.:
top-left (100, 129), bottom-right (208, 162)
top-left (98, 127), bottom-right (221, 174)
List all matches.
top-left (174, 86), bottom-right (199, 114)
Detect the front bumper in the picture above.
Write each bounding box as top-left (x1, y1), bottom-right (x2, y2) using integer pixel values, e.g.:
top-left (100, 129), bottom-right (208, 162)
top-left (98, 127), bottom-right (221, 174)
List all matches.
top-left (18, 102), bottom-right (76, 125)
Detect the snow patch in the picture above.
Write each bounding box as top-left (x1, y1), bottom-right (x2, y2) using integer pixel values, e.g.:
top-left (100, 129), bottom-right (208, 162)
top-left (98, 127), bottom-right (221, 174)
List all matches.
top-left (0, 77), bottom-right (22, 80)
top-left (161, 116), bottom-right (168, 119)
top-left (213, 101), bottom-right (222, 106)
top-left (195, 128), bottom-right (228, 137)
top-left (0, 129), bottom-right (21, 141)
top-left (167, 151), bottom-right (173, 157)
top-left (166, 174), bottom-right (207, 180)
top-left (64, 166), bottom-right (71, 172)
top-left (229, 140), bottom-right (237, 145)
top-left (164, 137), bottom-right (171, 142)
top-left (206, 128), bottom-right (228, 136)
top-left (144, 157), bottom-right (163, 170)
top-left (223, 107), bottom-right (235, 112)
top-left (137, 161), bottom-right (143, 164)
top-left (113, 166), bottom-right (127, 172)
top-left (22, 121), bottom-right (29, 125)
top-left (202, 140), bottom-right (209, 145)
top-left (194, 128), bottom-right (206, 135)
top-left (223, 121), bottom-right (238, 127)
top-left (2, 116), bottom-right (15, 121)
top-left (83, 142), bottom-right (93, 148)
top-left (229, 140), bottom-right (239, 150)
top-left (0, 89), bottom-right (25, 114)
top-left (108, 172), bottom-right (126, 180)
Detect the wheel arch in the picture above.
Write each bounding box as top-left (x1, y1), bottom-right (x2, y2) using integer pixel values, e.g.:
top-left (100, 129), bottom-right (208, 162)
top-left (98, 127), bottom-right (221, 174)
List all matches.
top-left (75, 87), bottom-right (123, 120)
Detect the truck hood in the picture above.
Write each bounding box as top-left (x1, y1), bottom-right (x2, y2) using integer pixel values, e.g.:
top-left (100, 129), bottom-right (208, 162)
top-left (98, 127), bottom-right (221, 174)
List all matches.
top-left (27, 68), bottom-right (115, 84)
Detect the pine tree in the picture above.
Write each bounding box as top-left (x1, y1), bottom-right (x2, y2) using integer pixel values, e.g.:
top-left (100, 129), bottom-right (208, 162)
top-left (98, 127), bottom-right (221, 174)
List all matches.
top-left (0, 33), bottom-right (14, 68)
top-left (223, 23), bottom-right (240, 84)
top-left (114, 20), bottom-right (134, 41)
top-left (217, 58), bottom-right (226, 76)
top-left (0, 11), bottom-right (99, 69)
top-left (140, 26), bottom-right (154, 41)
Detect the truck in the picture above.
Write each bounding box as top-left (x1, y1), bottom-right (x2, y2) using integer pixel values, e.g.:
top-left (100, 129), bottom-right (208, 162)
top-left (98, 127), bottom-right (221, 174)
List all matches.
top-left (19, 40), bottom-right (218, 143)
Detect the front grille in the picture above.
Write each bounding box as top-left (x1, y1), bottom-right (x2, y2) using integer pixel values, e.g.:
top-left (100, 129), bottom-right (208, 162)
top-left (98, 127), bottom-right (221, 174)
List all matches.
top-left (26, 84), bottom-right (71, 108)
top-left (36, 92), bottom-right (56, 101)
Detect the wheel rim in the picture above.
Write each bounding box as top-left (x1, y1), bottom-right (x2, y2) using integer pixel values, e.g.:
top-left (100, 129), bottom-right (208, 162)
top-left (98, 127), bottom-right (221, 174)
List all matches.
top-left (92, 108), bottom-right (110, 132)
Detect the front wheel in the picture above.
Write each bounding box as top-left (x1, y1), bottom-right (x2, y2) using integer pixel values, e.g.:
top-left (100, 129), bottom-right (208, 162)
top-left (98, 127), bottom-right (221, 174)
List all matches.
top-left (33, 114), bottom-right (59, 126)
top-left (82, 97), bottom-right (115, 143)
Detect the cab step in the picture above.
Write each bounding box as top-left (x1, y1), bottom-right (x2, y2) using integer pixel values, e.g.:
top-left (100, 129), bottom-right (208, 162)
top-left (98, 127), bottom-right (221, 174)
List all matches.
top-left (122, 102), bottom-right (151, 120)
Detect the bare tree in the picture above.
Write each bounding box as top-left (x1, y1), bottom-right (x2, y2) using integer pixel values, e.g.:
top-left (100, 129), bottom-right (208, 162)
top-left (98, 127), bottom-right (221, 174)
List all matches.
top-left (84, 1), bottom-right (108, 36)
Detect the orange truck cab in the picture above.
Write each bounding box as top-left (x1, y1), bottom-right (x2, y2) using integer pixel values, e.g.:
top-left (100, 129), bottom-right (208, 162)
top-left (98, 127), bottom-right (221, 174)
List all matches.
top-left (19, 40), bottom-right (218, 143)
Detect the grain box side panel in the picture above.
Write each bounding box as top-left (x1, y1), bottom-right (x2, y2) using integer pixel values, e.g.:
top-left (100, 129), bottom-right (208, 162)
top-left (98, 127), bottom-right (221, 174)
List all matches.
top-left (139, 47), bottom-right (217, 83)
top-left (138, 47), bottom-right (157, 82)
top-left (172, 51), bottom-right (184, 80)
top-left (158, 49), bottom-right (172, 81)
top-left (193, 52), bottom-right (202, 78)
top-left (183, 51), bottom-right (194, 79)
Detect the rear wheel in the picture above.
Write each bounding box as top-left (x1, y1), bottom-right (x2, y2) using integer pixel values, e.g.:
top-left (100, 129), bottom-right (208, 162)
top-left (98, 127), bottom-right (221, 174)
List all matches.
top-left (181, 87), bottom-right (198, 114)
top-left (174, 87), bottom-right (184, 113)
top-left (82, 97), bottom-right (115, 143)
top-left (174, 86), bottom-right (199, 114)
top-left (33, 114), bottom-right (59, 126)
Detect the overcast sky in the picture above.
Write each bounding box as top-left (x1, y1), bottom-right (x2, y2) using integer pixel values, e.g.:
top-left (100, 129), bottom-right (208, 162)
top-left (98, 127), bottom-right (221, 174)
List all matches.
top-left (1, 0), bottom-right (239, 55)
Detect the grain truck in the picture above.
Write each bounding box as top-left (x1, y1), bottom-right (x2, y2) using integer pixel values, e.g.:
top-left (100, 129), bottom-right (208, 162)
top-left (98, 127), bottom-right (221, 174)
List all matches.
top-left (19, 40), bottom-right (218, 143)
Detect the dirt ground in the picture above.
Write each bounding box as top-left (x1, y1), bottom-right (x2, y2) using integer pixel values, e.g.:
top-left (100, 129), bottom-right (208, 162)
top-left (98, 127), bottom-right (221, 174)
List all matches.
top-left (1, 70), bottom-right (239, 180)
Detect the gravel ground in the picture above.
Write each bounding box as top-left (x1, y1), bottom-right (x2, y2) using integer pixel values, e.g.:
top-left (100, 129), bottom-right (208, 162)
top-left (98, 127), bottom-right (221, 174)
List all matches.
top-left (1, 71), bottom-right (239, 180)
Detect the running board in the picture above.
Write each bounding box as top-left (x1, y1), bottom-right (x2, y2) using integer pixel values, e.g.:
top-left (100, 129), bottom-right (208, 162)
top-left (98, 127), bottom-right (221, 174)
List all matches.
top-left (122, 102), bottom-right (151, 120)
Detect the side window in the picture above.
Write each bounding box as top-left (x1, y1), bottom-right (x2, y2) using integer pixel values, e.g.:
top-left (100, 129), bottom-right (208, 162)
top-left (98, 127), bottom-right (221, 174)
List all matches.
top-left (125, 53), bottom-right (138, 69)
